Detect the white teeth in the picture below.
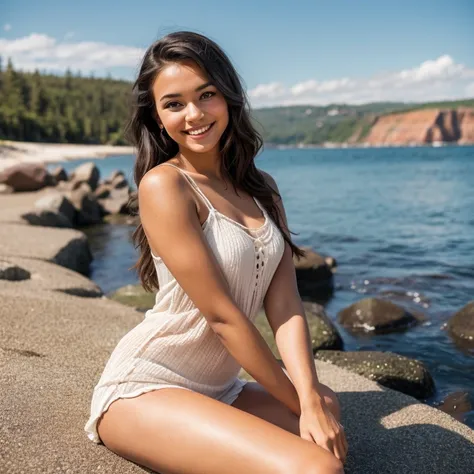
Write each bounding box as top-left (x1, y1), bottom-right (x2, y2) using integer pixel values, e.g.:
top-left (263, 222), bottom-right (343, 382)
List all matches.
top-left (187, 123), bottom-right (212, 135)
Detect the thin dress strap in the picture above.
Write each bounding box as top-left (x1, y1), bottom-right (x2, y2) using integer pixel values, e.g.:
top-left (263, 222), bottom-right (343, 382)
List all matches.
top-left (158, 163), bottom-right (215, 212)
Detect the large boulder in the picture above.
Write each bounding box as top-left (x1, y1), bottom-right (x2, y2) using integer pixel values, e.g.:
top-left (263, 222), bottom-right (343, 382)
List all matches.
top-left (68, 183), bottom-right (102, 226)
top-left (21, 192), bottom-right (76, 228)
top-left (314, 350), bottom-right (435, 399)
top-left (1, 290), bottom-right (473, 473)
top-left (98, 187), bottom-right (132, 215)
top-left (338, 297), bottom-right (425, 333)
top-left (447, 301), bottom-right (474, 350)
top-left (0, 256), bottom-right (102, 298)
top-left (0, 223), bottom-right (93, 275)
top-left (294, 246), bottom-right (335, 300)
top-left (0, 163), bottom-right (54, 192)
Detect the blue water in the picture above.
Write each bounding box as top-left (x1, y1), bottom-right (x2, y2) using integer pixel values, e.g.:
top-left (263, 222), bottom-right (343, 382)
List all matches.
top-left (50, 145), bottom-right (474, 427)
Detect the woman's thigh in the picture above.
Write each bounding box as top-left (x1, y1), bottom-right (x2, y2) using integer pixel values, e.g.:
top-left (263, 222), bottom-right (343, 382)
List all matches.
top-left (231, 382), bottom-right (342, 436)
top-left (97, 387), bottom-right (343, 474)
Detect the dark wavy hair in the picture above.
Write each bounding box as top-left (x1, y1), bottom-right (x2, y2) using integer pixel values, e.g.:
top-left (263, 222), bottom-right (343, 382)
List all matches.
top-left (127, 30), bottom-right (306, 291)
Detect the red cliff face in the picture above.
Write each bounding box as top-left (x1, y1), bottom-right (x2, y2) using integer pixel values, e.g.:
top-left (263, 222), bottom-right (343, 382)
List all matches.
top-left (363, 108), bottom-right (474, 145)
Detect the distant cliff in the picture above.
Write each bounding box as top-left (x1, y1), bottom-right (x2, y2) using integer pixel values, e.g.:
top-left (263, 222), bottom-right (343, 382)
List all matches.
top-left (363, 108), bottom-right (474, 145)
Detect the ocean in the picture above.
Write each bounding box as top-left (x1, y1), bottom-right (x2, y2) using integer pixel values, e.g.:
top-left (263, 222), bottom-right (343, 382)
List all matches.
top-left (51, 145), bottom-right (474, 427)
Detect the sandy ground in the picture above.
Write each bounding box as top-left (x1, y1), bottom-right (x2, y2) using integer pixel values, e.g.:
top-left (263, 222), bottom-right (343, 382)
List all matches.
top-left (0, 140), bottom-right (135, 172)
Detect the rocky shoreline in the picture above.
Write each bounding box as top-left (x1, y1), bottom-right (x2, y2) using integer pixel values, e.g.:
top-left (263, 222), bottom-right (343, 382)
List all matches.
top-left (1, 162), bottom-right (474, 473)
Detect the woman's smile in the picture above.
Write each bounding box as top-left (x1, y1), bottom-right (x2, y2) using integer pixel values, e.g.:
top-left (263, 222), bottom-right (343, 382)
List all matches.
top-left (183, 121), bottom-right (216, 139)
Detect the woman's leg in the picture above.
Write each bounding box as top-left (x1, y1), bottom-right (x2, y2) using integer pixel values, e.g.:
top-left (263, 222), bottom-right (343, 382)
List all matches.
top-left (97, 387), bottom-right (344, 474)
top-left (231, 382), bottom-right (342, 436)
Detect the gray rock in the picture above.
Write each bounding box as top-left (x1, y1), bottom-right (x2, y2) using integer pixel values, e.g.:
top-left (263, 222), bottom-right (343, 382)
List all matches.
top-left (314, 350), bottom-right (435, 399)
top-left (0, 256), bottom-right (102, 297)
top-left (68, 183), bottom-right (102, 225)
top-left (111, 174), bottom-right (128, 189)
top-left (70, 162), bottom-right (100, 191)
top-left (22, 192), bottom-right (77, 228)
top-left (0, 223), bottom-right (93, 275)
top-left (94, 182), bottom-right (112, 199)
top-left (0, 290), bottom-right (472, 473)
top-left (21, 210), bottom-right (73, 228)
top-left (338, 297), bottom-right (424, 333)
top-left (98, 186), bottom-right (131, 215)
top-left (0, 260), bottom-right (31, 281)
top-left (50, 166), bottom-right (68, 183)
top-left (447, 301), bottom-right (474, 349)
top-left (294, 246), bottom-right (335, 299)
top-left (303, 301), bottom-right (344, 351)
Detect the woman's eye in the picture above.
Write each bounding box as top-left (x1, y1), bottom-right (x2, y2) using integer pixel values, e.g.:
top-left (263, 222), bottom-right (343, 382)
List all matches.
top-left (165, 91), bottom-right (215, 109)
top-left (201, 91), bottom-right (215, 99)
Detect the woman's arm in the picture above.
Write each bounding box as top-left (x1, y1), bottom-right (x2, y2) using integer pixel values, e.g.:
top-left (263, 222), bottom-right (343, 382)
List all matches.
top-left (260, 170), bottom-right (322, 408)
top-left (139, 166), bottom-right (301, 415)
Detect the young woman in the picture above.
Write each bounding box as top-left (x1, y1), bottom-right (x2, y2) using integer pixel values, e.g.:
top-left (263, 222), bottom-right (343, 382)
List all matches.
top-left (84, 31), bottom-right (348, 473)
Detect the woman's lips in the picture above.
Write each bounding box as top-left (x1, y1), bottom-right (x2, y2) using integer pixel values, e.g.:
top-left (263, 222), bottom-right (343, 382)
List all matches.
top-left (183, 122), bottom-right (216, 139)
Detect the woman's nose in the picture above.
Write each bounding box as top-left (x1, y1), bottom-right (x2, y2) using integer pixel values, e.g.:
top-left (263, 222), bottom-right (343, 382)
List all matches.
top-left (185, 102), bottom-right (204, 121)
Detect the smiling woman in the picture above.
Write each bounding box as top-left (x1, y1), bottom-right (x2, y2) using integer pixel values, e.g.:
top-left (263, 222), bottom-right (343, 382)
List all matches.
top-left (84, 30), bottom-right (346, 474)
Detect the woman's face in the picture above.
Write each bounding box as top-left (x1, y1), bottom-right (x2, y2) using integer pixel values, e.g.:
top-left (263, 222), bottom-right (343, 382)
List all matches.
top-left (152, 60), bottom-right (229, 155)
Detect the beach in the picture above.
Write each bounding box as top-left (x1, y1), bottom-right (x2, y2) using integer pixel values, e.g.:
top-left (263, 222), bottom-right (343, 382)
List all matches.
top-left (0, 140), bottom-right (135, 172)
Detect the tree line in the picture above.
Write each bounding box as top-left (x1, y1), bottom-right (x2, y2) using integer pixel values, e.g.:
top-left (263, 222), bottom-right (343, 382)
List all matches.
top-left (1, 58), bottom-right (472, 146)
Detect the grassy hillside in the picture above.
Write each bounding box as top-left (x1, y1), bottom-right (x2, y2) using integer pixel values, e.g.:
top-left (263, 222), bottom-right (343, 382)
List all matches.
top-left (1, 60), bottom-right (472, 146)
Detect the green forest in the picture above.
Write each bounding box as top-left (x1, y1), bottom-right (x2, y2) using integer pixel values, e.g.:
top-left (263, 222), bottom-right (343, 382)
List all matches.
top-left (1, 58), bottom-right (473, 146)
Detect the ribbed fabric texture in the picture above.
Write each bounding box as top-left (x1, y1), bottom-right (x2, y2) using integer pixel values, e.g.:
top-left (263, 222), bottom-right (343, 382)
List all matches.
top-left (84, 163), bottom-right (285, 443)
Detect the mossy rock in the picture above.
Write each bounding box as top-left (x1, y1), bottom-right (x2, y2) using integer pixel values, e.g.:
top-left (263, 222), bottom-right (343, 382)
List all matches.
top-left (108, 284), bottom-right (155, 312)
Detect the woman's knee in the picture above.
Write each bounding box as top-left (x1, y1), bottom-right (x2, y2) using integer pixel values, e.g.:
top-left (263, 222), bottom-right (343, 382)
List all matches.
top-left (291, 453), bottom-right (345, 474)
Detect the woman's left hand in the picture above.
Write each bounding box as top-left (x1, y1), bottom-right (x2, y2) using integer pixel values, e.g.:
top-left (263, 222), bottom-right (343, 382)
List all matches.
top-left (299, 395), bottom-right (348, 464)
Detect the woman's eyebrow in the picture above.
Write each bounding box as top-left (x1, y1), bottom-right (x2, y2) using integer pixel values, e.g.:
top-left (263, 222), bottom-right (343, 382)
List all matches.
top-left (160, 81), bottom-right (213, 101)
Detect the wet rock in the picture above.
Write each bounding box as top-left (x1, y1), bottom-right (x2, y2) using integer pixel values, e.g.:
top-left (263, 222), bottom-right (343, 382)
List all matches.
top-left (0, 163), bottom-right (54, 192)
top-left (435, 391), bottom-right (472, 423)
top-left (294, 246), bottom-right (335, 300)
top-left (314, 350), bottom-right (435, 399)
top-left (338, 297), bottom-right (424, 333)
top-left (0, 260), bottom-right (31, 281)
top-left (447, 301), bottom-right (474, 349)
top-left (253, 302), bottom-right (343, 358)
top-left (303, 302), bottom-right (344, 351)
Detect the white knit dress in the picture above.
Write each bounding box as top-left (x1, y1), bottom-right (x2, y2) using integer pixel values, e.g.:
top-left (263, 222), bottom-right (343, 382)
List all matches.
top-left (84, 163), bottom-right (285, 443)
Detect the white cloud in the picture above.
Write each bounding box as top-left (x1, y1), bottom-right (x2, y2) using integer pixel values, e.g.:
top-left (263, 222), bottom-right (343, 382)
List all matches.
top-left (0, 33), bottom-right (145, 75)
top-left (249, 55), bottom-right (474, 107)
top-left (3, 24), bottom-right (12, 32)
top-left (64, 31), bottom-right (75, 40)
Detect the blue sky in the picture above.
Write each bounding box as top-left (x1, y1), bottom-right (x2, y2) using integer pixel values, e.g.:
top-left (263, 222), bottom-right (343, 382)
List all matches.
top-left (2, 0), bottom-right (473, 106)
